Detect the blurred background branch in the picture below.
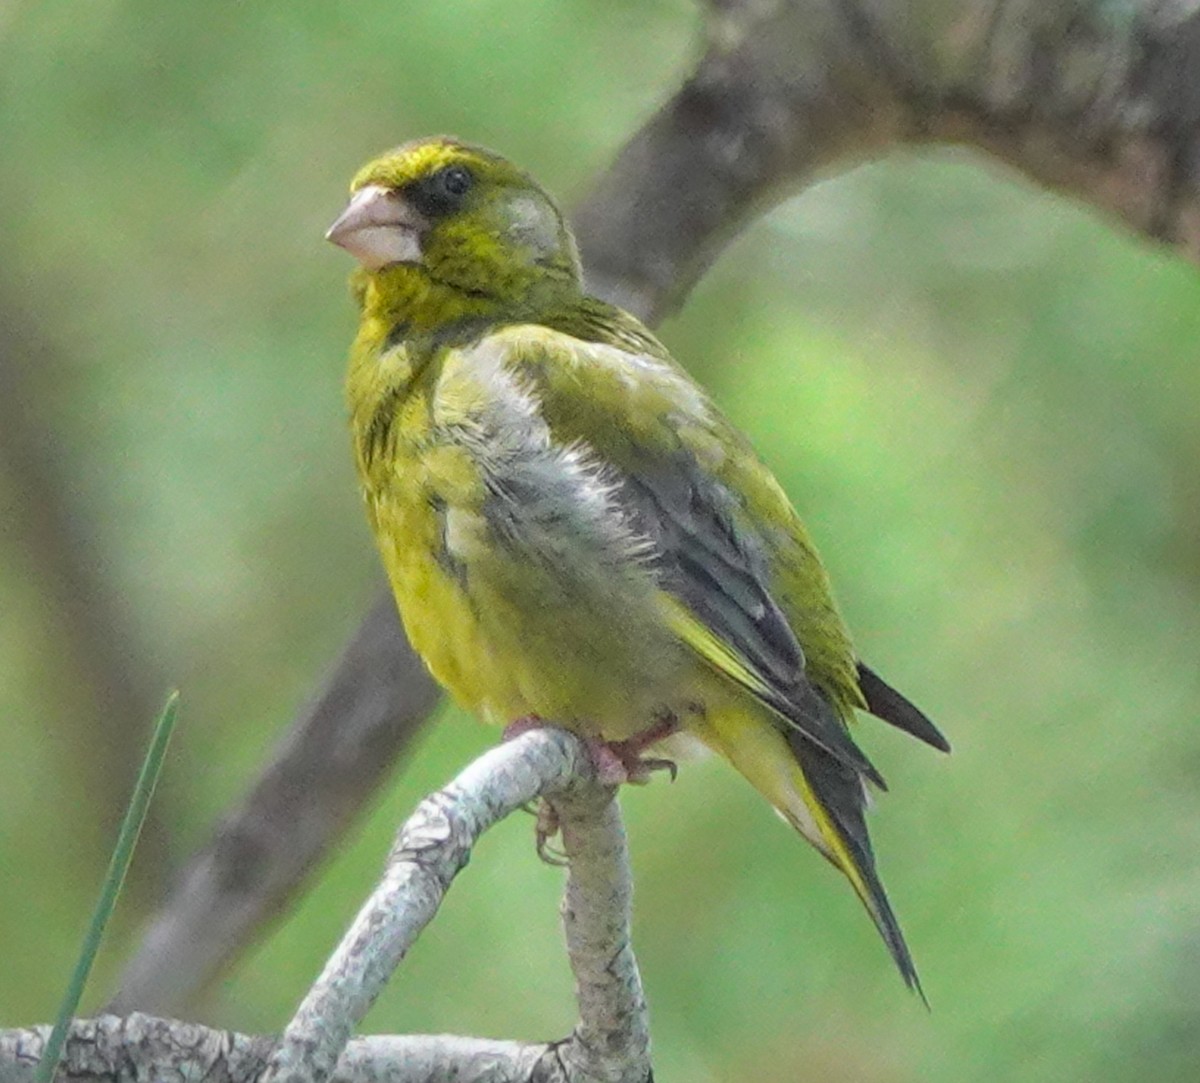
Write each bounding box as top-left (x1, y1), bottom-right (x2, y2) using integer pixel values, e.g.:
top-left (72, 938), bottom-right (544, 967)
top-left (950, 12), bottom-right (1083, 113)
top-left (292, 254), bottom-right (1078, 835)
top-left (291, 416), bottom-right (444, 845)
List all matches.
top-left (107, 594), bottom-right (439, 1014)
top-left (0, 294), bottom-right (166, 901)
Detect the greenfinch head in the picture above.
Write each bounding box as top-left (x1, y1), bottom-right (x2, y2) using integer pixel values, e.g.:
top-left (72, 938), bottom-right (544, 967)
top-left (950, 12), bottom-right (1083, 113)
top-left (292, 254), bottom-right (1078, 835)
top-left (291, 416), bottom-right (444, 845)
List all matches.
top-left (327, 137), bottom-right (581, 307)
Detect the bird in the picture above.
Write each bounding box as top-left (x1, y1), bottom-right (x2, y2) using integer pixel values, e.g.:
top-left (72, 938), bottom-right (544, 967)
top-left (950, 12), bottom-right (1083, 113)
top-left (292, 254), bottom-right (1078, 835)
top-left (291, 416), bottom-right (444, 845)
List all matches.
top-left (326, 135), bottom-right (949, 994)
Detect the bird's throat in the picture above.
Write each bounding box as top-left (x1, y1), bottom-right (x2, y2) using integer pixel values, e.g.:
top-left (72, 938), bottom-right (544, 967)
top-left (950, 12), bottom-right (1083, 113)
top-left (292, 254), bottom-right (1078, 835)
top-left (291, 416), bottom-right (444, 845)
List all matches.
top-left (354, 265), bottom-right (500, 333)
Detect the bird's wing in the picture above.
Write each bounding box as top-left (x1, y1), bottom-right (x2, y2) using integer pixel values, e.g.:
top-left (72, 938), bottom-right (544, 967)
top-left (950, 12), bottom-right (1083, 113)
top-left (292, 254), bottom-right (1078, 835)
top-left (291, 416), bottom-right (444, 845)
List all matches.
top-left (623, 466), bottom-right (883, 788)
top-left (465, 322), bottom-right (882, 785)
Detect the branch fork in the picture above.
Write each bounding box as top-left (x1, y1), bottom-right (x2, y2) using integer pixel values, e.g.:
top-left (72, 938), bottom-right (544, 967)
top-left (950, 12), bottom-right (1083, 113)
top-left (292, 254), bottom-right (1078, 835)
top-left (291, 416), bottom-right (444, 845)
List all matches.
top-left (1, 728), bottom-right (652, 1083)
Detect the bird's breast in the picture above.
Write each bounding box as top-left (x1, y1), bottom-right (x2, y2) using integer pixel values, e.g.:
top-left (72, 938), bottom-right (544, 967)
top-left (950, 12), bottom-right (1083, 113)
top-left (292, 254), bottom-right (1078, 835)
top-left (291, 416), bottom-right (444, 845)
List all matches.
top-left (347, 336), bottom-right (696, 736)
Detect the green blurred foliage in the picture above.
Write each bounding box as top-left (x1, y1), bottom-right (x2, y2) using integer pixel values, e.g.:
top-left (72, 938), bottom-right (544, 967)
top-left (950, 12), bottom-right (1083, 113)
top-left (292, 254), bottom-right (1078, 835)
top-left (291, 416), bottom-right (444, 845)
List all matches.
top-left (3, 2), bottom-right (1200, 1080)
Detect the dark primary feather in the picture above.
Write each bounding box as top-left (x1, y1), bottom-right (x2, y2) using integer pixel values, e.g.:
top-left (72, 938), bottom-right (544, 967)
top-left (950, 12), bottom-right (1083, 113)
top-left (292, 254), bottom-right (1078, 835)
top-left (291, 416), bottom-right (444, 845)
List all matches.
top-left (856, 664), bottom-right (950, 753)
top-left (616, 457), bottom-right (886, 789)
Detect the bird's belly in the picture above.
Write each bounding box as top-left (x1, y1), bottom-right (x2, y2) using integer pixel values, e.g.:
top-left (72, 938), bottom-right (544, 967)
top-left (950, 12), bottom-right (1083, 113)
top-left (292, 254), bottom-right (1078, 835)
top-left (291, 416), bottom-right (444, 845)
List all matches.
top-left (372, 491), bottom-right (690, 740)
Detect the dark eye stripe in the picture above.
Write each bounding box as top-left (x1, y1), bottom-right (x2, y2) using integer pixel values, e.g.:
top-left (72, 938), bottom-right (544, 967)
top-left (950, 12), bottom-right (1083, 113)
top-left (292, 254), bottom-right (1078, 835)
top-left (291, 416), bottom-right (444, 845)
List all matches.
top-left (406, 164), bottom-right (474, 218)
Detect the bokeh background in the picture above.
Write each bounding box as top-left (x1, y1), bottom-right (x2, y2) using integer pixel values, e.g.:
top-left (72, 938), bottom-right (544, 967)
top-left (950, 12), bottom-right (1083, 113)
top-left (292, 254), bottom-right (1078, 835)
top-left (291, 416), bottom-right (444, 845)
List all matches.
top-left (4, 2), bottom-right (1200, 1080)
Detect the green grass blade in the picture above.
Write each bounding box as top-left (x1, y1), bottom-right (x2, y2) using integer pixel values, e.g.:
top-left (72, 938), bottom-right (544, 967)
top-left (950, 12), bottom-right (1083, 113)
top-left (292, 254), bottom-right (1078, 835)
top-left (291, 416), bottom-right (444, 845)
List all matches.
top-left (35, 691), bottom-right (180, 1083)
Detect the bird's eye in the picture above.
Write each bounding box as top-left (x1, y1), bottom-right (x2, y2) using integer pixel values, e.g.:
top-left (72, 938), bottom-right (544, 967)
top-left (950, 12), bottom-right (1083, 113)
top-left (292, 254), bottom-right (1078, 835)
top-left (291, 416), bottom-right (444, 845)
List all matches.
top-left (440, 165), bottom-right (473, 197)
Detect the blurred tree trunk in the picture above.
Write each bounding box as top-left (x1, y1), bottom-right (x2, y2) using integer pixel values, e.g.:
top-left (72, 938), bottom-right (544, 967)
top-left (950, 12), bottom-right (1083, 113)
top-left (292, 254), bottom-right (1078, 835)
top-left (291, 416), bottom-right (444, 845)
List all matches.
top-left (0, 298), bottom-right (165, 901)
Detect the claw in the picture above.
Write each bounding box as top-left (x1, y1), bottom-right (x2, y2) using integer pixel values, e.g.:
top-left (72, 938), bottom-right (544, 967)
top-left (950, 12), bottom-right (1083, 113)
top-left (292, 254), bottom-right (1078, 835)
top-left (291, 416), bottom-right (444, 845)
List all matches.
top-left (532, 799), bottom-right (567, 866)
top-left (636, 756), bottom-right (678, 783)
top-left (585, 729), bottom-right (680, 787)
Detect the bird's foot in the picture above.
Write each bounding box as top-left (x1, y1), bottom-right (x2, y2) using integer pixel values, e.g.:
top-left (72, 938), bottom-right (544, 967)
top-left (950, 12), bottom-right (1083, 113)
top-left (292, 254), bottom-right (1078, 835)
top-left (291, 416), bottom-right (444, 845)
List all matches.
top-left (503, 714), bottom-right (677, 783)
top-left (586, 740), bottom-right (677, 786)
top-left (521, 799), bottom-right (567, 866)
top-left (510, 715), bottom-right (677, 860)
top-left (586, 718), bottom-right (680, 786)
top-left (502, 714), bottom-right (546, 742)
top-left (536, 805), bottom-right (567, 866)
top-left (507, 718), bottom-right (569, 862)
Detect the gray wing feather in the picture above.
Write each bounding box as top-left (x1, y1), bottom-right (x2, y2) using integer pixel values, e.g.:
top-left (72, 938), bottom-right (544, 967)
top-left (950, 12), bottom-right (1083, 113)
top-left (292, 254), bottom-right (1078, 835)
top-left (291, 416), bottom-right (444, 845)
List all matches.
top-left (621, 462), bottom-right (804, 688)
top-left (616, 454), bottom-right (884, 787)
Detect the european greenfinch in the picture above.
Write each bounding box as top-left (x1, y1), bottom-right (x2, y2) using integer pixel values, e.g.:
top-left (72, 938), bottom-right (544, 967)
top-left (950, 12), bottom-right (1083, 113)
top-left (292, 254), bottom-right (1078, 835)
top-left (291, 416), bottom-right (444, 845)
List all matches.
top-left (327, 136), bottom-right (948, 993)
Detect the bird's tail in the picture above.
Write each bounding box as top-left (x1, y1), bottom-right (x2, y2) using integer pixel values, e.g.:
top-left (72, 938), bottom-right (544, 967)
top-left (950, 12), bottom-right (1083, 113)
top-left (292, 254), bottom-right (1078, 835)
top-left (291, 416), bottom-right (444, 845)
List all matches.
top-left (698, 705), bottom-right (924, 999)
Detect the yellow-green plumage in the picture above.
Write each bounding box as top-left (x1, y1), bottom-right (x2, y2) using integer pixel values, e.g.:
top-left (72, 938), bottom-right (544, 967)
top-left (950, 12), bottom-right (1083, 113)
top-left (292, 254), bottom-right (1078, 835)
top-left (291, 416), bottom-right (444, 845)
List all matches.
top-left (329, 136), bottom-right (949, 994)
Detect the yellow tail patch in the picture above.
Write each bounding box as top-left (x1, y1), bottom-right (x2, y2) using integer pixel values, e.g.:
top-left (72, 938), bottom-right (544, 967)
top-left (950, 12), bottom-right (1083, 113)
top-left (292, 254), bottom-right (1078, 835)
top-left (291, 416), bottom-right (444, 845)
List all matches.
top-left (696, 704), bottom-right (870, 904)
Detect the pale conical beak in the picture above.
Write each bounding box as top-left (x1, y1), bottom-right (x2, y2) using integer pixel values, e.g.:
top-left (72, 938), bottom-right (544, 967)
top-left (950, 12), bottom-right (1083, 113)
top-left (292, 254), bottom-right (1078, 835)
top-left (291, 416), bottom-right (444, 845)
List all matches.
top-left (325, 185), bottom-right (425, 271)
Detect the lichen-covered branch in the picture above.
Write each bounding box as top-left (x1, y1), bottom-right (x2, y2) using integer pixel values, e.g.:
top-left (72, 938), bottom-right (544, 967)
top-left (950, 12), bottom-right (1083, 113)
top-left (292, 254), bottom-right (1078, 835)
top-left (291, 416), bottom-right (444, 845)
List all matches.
top-left (113, 0), bottom-right (1200, 1017)
top-left (0, 1016), bottom-right (543, 1083)
top-left (555, 790), bottom-right (650, 1078)
top-left (5, 730), bottom-right (651, 1083)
